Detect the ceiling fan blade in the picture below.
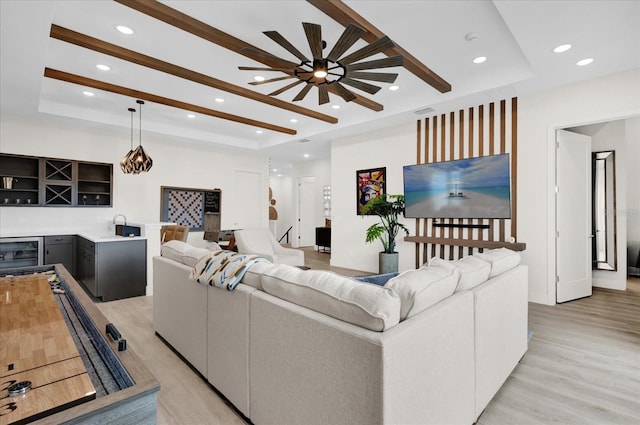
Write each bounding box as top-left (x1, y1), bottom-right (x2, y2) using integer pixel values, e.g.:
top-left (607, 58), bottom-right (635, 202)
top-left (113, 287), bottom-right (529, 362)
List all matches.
top-left (346, 55), bottom-right (404, 71)
top-left (303, 22), bottom-right (323, 60)
top-left (347, 71), bottom-right (398, 83)
top-left (329, 82), bottom-right (357, 102)
top-left (340, 77), bottom-right (382, 95)
top-left (238, 66), bottom-right (293, 73)
top-left (264, 31), bottom-right (309, 62)
top-left (249, 75), bottom-right (297, 85)
top-left (318, 84), bottom-right (330, 105)
top-left (339, 36), bottom-right (395, 65)
top-left (292, 83), bottom-right (313, 102)
top-left (269, 79), bottom-right (305, 96)
top-left (326, 24), bottom-right (365, 62)
top-left (241, 47), bottom-right (299, 68)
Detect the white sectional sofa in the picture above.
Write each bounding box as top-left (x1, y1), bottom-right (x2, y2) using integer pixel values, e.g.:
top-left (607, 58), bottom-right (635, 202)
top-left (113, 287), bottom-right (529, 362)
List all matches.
top-left (153, 241), bottom-right (528, 425)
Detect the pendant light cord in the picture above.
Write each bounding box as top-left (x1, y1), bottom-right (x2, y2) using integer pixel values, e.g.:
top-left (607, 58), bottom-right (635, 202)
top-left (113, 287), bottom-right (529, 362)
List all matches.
top-left (129, 107), bottom-right (135, 150)
top-left (137, 99), bottom-right (144, 147)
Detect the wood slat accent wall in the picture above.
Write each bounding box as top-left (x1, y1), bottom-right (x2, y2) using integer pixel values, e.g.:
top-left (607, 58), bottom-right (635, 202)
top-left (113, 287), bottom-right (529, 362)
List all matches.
top-left (410, 97), bottom-right (521, 267)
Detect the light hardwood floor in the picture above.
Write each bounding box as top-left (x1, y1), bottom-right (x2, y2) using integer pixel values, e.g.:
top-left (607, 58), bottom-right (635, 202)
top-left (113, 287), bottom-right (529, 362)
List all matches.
top-left (97, 251), bottom-right (640, 425)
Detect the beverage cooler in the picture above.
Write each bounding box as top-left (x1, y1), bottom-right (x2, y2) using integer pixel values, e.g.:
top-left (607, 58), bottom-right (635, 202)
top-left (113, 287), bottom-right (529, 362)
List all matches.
top-left (0, 237), bottom-right (43, 269)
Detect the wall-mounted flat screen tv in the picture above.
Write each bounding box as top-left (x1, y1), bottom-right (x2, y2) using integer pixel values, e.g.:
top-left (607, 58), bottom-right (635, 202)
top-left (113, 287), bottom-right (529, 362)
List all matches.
top-left (403, 153), bottom-right (511, 219)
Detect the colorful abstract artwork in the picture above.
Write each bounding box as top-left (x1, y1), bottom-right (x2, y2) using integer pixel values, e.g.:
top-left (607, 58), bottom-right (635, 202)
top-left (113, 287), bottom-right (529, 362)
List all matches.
top-left (357, 167), bottom-right (386, 215)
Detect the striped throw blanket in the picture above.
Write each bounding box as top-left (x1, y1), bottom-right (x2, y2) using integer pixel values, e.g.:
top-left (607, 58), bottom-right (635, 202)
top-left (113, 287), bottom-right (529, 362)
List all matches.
top-left (190, 250), bottom-right (268, 291)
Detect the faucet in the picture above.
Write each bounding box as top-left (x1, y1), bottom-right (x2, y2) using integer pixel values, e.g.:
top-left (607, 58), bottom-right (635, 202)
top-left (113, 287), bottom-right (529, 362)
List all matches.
top-left (113, 213), bottom-right (127, 226)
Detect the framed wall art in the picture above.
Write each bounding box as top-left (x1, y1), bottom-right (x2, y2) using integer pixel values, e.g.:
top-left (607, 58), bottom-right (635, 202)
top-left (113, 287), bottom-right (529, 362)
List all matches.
top-left (356, 167), bottom-right (386, 215)
top-left (160, 186), bottom-right (221, 231)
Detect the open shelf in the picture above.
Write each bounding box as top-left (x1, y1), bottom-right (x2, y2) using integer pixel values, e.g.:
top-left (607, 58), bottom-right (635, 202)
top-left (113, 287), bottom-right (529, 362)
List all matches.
top-left (1, 154), bottom-right (112, 207)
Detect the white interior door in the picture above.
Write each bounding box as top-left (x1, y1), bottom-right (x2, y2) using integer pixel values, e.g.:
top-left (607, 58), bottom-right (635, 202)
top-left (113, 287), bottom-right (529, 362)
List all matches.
top-left (297, 177), bottom-right (316, 247)
top-left (556, 129), bottom-right (592, 303)
top-left (232, 170), bottom-right (264, 229)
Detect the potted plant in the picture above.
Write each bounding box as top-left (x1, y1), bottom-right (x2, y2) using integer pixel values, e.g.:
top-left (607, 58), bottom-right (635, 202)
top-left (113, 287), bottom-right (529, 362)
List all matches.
top-left (361, 194), bottom-right (409, 274)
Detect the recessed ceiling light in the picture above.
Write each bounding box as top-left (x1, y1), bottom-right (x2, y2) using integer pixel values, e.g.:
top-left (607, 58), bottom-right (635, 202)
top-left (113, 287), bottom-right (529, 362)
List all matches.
top-left (116, 25), bottom-right (133, 35)
top-left (277, 174), bottom-right (282, 177)
top-left (576, 58), bottom-right (594, 66)
top-left (215, 98), bottom-right (224, 103)
top-left (256, 130), bottom-right (263, 134)
top-left (553, 44), bottom-right (572, 53)
top-left (273, 168), bottom-right (277, 172)
top-left (389, 85), bottom-right (399, 91)
top-left (96, 64), bottom-right (110, 71)
top-left (303, 154), bottom-right (310, 158)
top-left (331, 105), bottom-right (340, 109)
top-left (473, 56), bottom-right (487, 64)
top-left (82, 91), bottom-right (95, 97)
top-left (290, 118), bottom-right (298, 123)
top-left (187, 114), bottom-right (196, 119)
top-left (254, 76), bottom-right (265, 82)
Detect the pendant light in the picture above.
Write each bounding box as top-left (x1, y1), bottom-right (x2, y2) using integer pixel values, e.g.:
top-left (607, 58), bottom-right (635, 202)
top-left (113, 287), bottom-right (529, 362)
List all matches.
top-left (130, 99), bottom-right (153, 173)
top-left (120, 107), bottom-right (136, 174)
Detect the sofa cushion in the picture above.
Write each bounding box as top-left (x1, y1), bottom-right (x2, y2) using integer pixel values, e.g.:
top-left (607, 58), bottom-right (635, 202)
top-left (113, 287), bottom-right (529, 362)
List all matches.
top-left (182, 246), bottom-right (213, 268)
top-left (385, 265), bottom-right (459, 320)
top-left (429, 256), bottom-right (491, 292)
top-left (474, 248), bottom-right (521, 278)
top-left (261, 265), bottom-right (401, 331)
top-left (161, 240), bottom-right (191, 264)
top-left (240, 261), bottom-right (274, 290)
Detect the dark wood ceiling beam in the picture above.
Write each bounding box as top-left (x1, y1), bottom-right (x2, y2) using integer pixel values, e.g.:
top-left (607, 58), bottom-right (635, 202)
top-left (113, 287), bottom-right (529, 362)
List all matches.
top-left (114, 0), bottom-right (299, 69)
top-left (307, 0), bottom-right (452, 94)
top-left (115, 0), bottom-right (384, 111)
top-left (50, 24), bottom-right (337, 125)
top-left (43, 68), bottom-right (297, 135)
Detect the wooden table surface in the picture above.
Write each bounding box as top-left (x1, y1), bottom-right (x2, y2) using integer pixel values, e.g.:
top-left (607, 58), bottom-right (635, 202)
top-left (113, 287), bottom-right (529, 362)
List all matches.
top-left (0, 274), bottom-right (96, 425)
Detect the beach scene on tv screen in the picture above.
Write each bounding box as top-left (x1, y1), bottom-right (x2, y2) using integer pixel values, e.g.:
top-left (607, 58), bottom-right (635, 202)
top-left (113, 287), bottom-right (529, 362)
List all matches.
top-left (404, 154), bottom-right (511, 219)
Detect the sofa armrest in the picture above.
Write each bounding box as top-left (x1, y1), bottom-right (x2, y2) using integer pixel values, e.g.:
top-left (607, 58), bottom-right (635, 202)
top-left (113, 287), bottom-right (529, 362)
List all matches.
top-left (153, 256), bottom-right (208, 377)
top-left (471, 264), bottom-right (528, 420)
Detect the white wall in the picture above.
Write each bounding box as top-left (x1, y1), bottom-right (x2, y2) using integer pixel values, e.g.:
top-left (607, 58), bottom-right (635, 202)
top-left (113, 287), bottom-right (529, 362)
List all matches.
top-left (0, 114), bottom-right (269, 246)
top-left (518, 68), bottom-right (640, 304)
top-left (330, 68), bottom-right (640, 302)
top-left (331, 123), bottom-right (415, 273)
top-left (291, 157), bottom-right (331, 247)
top-left (269, 175), bottom-right (294, 242)
top-left (626, 117), bottom-right (640, 244)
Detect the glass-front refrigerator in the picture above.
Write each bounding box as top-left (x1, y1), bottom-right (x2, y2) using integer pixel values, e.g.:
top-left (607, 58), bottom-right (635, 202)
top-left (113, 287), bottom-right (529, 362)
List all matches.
top-left (0, 237), bottom-right (43, 270)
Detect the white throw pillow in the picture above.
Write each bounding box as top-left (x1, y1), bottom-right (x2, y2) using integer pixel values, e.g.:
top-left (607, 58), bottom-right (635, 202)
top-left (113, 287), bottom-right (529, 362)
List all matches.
top-left (385, 265), bottom-right (459, 320)
top-left (474, 248), bottom-right (521, 278)
top-left (431, 256), bottom-right (491, 291)
top-left (261, 264), bottom-right (401, 331)
top-left (161, 240), bottom-right (191, 264)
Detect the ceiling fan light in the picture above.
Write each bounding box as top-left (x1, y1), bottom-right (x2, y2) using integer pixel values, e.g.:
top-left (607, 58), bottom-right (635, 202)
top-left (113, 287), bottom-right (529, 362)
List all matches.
top-left (313, 69), bottom-right (328, 79)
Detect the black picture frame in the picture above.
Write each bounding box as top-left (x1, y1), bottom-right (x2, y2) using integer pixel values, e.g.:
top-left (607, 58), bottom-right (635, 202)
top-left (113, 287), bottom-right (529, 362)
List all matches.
top-left (356, 167), bottom-right (386, 215)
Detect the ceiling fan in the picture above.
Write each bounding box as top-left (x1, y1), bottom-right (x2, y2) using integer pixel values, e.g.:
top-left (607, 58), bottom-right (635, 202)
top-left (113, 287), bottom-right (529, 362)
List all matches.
top-left (239, 22), bottom-right (403, 105)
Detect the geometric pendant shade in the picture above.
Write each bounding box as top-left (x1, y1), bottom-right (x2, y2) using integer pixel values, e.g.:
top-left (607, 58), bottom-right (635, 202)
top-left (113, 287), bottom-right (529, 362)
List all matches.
top-left (120, 107), bottom-right (136, 174)
top-left (121, 100), bottom-right (153, 174)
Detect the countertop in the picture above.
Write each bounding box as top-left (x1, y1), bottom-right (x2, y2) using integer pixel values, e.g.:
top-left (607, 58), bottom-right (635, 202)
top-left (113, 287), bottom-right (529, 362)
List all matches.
top-left (76, 233), bottom-right (147, 243)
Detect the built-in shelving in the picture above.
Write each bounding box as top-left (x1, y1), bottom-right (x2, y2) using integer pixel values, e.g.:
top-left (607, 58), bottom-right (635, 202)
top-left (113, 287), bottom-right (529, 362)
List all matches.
top-left (0, 154), bottom-right (40, 205)
top-left (0, 153), bottom-right (112, 207)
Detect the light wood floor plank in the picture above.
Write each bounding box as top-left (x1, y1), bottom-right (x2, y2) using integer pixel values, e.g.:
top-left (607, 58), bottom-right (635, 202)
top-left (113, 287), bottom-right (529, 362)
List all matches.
top-left (96, 250), bottom-right (640, 425)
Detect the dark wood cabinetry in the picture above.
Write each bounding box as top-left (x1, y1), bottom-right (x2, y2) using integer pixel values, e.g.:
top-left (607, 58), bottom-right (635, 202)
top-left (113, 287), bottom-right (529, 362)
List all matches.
top-left (0, 153), bottom-right (112, 207)
top-left (44, 235), bottom-right (75, 274)
top-left (76, 236), bottom-right (146, 302)
top-left (0, 154), bottom-right (40, 206)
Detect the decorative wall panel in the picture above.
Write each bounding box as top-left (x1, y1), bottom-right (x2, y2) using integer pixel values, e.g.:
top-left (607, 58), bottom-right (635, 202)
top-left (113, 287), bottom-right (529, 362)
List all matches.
top-left (409, 97), bottom-right (524, 267)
